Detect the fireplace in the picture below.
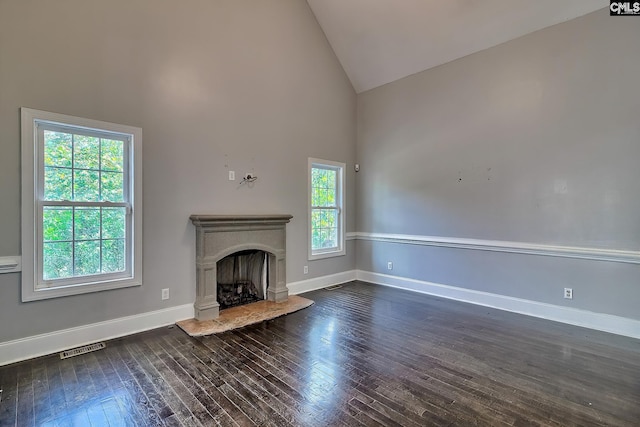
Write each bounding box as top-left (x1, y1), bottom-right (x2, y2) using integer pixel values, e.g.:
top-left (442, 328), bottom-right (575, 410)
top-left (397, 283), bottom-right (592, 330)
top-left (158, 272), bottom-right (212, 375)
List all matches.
top-left (189, 214), bottom-right (292, 320)
top-left (216, 249), bottom-right (266, 310)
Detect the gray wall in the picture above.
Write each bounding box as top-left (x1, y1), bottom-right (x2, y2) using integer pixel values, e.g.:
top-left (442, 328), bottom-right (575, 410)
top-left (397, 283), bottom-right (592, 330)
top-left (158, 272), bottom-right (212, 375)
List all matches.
top-left (0, 0), bottom-right (356, 342)
top-left (356, 11), bottom-right (640, 319)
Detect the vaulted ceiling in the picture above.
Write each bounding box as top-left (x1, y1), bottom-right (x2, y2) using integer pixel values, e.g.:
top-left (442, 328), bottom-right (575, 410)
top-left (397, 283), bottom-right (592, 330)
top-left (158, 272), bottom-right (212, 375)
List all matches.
top-left (307, 0), bottom-right (605, 93)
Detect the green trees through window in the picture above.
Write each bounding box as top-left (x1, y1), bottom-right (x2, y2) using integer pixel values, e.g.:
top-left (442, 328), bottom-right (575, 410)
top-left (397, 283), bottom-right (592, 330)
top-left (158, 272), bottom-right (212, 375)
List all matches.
top-left (44, 131), bottom-right (124, 202)
top-left (22, 107), bottom-right (142, 301)
top-left (311, 166), bottom-right (339, 251)
top-left (42, 130), bottom-right (127, 280)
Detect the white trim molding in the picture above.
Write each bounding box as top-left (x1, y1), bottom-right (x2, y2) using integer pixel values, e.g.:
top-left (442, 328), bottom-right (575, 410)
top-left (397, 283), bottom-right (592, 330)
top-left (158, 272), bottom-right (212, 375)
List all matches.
top-left (308, 158), bottom-right (346, 261)
top-left (354, 232), bottom-right (640, 264)
top-left (20, 107), bottom-right (144, 301)
top-left (0, 304), bottom-right (194, 367)
top-left (287, 270), bottom-right (357, 295)
top-left (1, 269), bottom-right (357, 366)
top-left (0, 256), bottom-right (21, 274)
top-left (356, 270), bottom-right (640, 340)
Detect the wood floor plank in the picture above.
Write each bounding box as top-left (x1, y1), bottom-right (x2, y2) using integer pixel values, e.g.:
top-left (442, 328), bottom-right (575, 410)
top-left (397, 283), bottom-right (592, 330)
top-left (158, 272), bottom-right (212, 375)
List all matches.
top-left (102, 342), bottom-right (167, 426)
top-left (145, 333), bottom-right (247, 427)
top-left (227, 329), bottom-right (427, 426)
top-left (165, 333), bottom-right (285, 426)
top-left (127, 338), bottom-right (203, 427)
top-left (117, 343), bottom-right (177, 423)
top-left (0, 364), bottom-right (18, 427)
top-left (91, 346), bottom-right (142, 426)
top-left (135, 338), bottom-right (209, 427)
top-left (197, 330), bottom-right (354, 427)
top-left (214, 330), bottom-right (369, 426)
top-left (238, 309), bottom-right (479, 425)
top-left (44, 360), bottom-right (73, 427)
top-left (304, 284), bottom-right (637, 424)
top-left (15, 361), bottom-right (34, 427)
top-left (31, 362), bottom-right (53, 426)
top-left (1, 281), bottom-right (639, 426)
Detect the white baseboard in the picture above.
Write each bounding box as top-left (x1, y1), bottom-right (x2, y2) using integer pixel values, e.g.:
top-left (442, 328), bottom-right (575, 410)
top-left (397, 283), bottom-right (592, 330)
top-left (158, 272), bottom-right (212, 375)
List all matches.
top-left (287, 270), bottom-right (357, 295)
top-left (1, 269), bottom-right (356, 367)
top-left (356, 270), bottom-right (640, 340)
top-left (0, 304), bottom-right (194, 367)
top-left (4, 268), bottom-right (636, 366)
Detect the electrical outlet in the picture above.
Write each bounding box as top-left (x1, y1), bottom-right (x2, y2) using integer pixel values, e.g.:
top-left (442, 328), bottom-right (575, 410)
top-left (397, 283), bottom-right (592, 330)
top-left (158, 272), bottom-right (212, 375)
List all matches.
top-left (387, 261), bottom-right (393, 270)
top-left (228, 171), bottom-right (235, 181)
top-left (303, 266), bottom-right (308, 275)
top-left (162, 288), bottom-right (170, 300)
top-left (564, 288), bottom-right (573, 299)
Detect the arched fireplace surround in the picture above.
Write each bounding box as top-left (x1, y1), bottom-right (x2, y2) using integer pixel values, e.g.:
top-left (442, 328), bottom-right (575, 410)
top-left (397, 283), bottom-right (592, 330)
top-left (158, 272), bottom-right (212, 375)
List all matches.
top-left (189, 214), bottom-right (293, 321)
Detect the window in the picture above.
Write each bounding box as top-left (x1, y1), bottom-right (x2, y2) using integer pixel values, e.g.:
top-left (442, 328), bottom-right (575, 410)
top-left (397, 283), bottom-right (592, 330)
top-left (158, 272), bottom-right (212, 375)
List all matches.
top-left (21, 108), bottom-right (142, 301)
top-left (308, 158), bottom-right (345, 260)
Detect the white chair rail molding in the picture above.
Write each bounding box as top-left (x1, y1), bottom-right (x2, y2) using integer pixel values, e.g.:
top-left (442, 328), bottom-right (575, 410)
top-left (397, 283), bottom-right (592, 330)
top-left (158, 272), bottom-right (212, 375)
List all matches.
top-left (0, 256), bottom-right (21, 274)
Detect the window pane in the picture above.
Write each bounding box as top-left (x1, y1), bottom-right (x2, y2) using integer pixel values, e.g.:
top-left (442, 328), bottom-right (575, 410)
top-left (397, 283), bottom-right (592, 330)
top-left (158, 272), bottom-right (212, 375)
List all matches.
top-left (317, 188), bottom-right (329, 207)
top-left (43, 242), bottom-right (73, 280)
top-left (318, 208), bottom-right (326, 227)
top-left (327, 171), bottom-right (337, 191)
top-left (75, 240), bottom-right (101, 276)
top-left (311, 167), bottom-right (337, 208)
top-left (328, 228), bottom-right (338, 248)
top-left (325, 209), bottom-right (337, 228)
top-left (43, 207), bottom-right (73, 242)
top-left (313, 168), bottom-right (328, 186)
top-left (44, 131), bottom-right (72, 167)
top-left (311, 209), bottom-right (321, 229)
top-left (101, 139), bottom-right (124, 172)
top-left (74, 169), bottom-right (100, 201)
top-left (312, 227), bottom-right (322, 250)
top-left (74, 135), bottom-right (100, 170)
top-left (101, 171), bottom-right (124, 202)
top-left (311, 187), bottom-right (320, 206)
top-left (311, 168), bottom-right (322, 187)
top-left (102, 207), bottom-right (126, 239)
top-left (319, 229), bottom-right (329, 248)
top-left (320, 169), bottom-right (329, 187)
top-left (311, 207), bottom-right (340, 251)
top-left (102, 239), bottom-right (125, 273)
top-left (326, 188), bottom-right (336, 206)
top-left (44, 167), bottom-right (72, 200)
top-left (75, 208), bottom-right (101, 240)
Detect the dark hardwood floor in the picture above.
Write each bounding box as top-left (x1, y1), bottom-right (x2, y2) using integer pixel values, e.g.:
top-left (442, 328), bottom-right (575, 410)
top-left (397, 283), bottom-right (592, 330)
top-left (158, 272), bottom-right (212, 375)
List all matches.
top-left (1, 281), bottom-right (639, 426)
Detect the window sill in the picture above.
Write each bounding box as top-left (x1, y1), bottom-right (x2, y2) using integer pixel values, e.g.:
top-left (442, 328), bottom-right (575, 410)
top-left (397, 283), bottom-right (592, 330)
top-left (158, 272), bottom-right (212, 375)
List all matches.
top-left (22, 277), bottom-right (141, 302)
top-left (308, 249), bottom-right (346, 261)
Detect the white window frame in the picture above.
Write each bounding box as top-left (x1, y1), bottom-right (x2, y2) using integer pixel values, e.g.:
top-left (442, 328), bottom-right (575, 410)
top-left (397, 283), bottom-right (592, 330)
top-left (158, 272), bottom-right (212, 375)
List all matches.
top-left (308, 158), bottom-right (346, 260)
top-left (21, 108), bottom-right (142, 301)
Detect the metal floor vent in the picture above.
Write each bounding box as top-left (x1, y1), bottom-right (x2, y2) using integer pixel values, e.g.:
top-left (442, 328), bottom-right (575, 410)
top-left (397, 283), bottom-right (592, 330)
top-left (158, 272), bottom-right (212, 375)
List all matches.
top-left (324, 284), bottom-right (343, 291)
top-left (60, 342), bottom-right (106, 359)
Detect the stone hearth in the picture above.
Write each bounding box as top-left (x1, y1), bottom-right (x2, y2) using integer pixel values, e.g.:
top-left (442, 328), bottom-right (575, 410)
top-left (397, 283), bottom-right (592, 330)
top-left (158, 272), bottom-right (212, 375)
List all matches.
top-left (189, 214), bottom-right (293, 321)
top-left (177, 295), bottom-right (314, 336)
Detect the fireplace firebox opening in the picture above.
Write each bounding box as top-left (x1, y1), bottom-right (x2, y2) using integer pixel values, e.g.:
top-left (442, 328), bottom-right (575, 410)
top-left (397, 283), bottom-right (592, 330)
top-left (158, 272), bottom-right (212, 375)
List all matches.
top-left (217, 249), bottom-right (268, 310)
